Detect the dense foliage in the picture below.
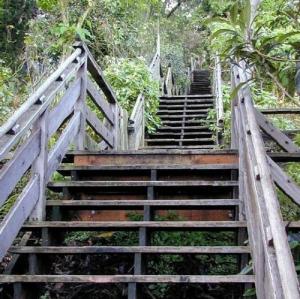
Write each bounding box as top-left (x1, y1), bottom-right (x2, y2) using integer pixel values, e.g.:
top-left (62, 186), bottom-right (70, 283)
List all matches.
top-left (104, 58), bottom-right (160, 132)
top-left (2, 1), bottom-right (300, 298)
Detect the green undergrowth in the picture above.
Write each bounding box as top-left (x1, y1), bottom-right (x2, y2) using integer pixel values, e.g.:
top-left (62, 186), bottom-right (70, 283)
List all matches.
top-left (104, 58), bottom-right (161, 133)
top-left (58, 212), bottom-right (242, 298)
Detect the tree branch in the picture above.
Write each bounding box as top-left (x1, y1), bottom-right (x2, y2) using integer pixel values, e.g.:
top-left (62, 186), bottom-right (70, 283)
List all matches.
top-left (166, 0), bottom-right (186, 18)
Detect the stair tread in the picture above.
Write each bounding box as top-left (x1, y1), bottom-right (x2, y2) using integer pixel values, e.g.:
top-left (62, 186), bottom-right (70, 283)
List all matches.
top-left (0, 274), bottom-right (255, 284)
top-left (48, 180), bottom-right (238, 188)
top-left (22, 220), bottom-right (300, 229)
top-left (9, 245), bottom-right (250, 254)
top-left (158, 109), bottom-right (211, 113)
top-left (146, 138), bottom-right (214, 142)
top-left (58, 164), bottom-right (238, 171)
top-left (24, 220), bottom-right (248, 228)
top-left (160, 95), bottom-right (213, 99)
top-left (46, 199), bottom-right (240, 207)
top-left (67, 149), bottom-right (237, 155)
top-left (149, 132), bottom-right (212, 136)
top-left (159, 114), bottom-right (209, 118)
top-left (143, 145), bottom-right (216, 149)
top-left (156, 126), bottom-right (211, 130)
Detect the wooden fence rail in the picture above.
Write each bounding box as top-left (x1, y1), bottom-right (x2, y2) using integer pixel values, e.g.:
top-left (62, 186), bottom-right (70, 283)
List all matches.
top-left (231, 61), bottom-right (300, 299)
top-left (0, 42), bottom-right (128, 262)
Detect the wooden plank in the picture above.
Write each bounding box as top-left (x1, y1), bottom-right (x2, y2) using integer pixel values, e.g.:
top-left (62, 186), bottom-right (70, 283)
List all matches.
top-left (48, 77), bottom-right (81, 137)
top-left (0, 274), bottom-right (255, 284)
top-left (0, 176), bottom-right (39, 262)
top-left (30, 109), bottom-right (48, 221)
top-left (72, 152), bottom-right (238, 166)
top-left (268, 152), bottom-right (300, 162)
top-left (46, 199), bottom-right (239, 207)
top-left (255, 108), bottom-right (300, 153)
top-left (260, 108), bottom-right (300, 114)
top-left (268, 157), bottom-right (300, 205)
top-left (46, 113), bottom-right (80, 181)
top-left (87, 78), bottom-right (114, 125)
top-left (9, 246), bottom-right (250, 254)
top-left (57, 164), bottom-right (238, 173)
top-left (80, 43), bottom-right (117, 104)
top-left (85, 106), bottom-right (114, 147)
top-left (0, 130), bottom-right (40, 207)
top-left (23, 221), bottom-right (248, 229)
top-left (47, 180), bottom-right (238, 189)
top-left (84, 134), bottom-right (99, 151)
top-left (0, 56), bottom-right (85, 160)
top-left (146, 138), bottom-right (213, 143)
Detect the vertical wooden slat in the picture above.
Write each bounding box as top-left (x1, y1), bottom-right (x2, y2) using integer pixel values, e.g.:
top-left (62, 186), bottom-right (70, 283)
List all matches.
top-left (74, 50), bottom-right (88, 150)
top-left (30, 109), bottom-right (49, 221)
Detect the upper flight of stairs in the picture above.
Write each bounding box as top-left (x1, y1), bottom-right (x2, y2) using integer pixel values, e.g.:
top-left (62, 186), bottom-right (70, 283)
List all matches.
top-left (146, 70), bottom-right (215, 149)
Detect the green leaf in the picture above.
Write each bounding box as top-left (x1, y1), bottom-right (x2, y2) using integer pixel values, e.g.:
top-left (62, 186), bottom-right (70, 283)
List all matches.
top-left (230, 80), bottom-right (252, 101)
top-left (210, 28), bottom-right (238, 40)
top-left (243, 288), bottom-right (256, 297)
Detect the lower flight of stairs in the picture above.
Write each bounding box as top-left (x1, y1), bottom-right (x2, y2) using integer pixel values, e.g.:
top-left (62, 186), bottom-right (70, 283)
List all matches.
top-left (0, 150), bottom-right (254, 298)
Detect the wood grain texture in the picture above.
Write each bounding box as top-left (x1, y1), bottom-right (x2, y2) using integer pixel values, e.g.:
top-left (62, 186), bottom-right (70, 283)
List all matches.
top-left (0, 176), bottom-right (39, 262)
top-left (0, 130), bottom-right (40, 207)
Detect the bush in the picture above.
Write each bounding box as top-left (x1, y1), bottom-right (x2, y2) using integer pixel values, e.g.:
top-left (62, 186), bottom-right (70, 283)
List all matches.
top-left (104, 57), bottom-right (161, 133)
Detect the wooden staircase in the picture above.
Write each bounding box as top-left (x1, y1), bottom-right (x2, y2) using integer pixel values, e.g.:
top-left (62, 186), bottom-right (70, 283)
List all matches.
top-left (1, 150), bottom-right (256, 298)
top-left (146, 69), bottom-right (215, 149)
top-left (1, 38), bottom-right (300, 299)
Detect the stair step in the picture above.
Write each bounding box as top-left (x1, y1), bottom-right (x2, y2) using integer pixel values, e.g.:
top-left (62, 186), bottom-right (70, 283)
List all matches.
top-left (158, 109), bottom-right (211, 114)
top-left (149, 132), bottom-right (213, 137)
top-left (65, 149), bottom-right (238, 165)
top-left (46, 199), bottom-right (240, 208)
top-left (160, 95), bottom-right (213, 99)
top-left (156, 125), bottom-right (211, 131)
top-left (23, 221), bottom-right (248, 230)
top-left (0, 274), bottom-right (255, 284)
top-left (9, 246), bottom-right (250, 254)
top-left (160, 99), bottom-right (213, 104)
top-left (159, 114), bottom-right (209, 119)
top-left (143, 145), bottom-right (216, 149)
top-left (161, 120), bottom-right (209, 125)
top-left (48, 180), bottom-right (238, 191)
top-left (146, 138), bottom-right (214, 143)
top-left (23, 220), bottom-right (300, 230)
top-left (159, 104), bottom-right (213, 109)
top-left (58, 163), bottom-right (238, 173)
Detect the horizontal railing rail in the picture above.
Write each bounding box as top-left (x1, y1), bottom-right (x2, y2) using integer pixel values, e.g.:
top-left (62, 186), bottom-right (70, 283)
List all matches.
top-left (0, 42), bottom-right (128, 262)
top-left (231, 61), bottom-right (300, 299)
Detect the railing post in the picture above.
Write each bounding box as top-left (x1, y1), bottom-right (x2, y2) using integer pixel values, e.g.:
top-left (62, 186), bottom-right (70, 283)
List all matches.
top-left (74, 43), bottom-right (88, 150)
top-left (29, 109), bottom-right (49, 221)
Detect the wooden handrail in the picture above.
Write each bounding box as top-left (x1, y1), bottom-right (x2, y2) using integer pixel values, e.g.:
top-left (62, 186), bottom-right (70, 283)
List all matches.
top-left (0, 42), bottom-right (128, 262)
top-left (0, 49), bottom-right (82, 138)
top-left (232, 61), bottom-right (300, 299)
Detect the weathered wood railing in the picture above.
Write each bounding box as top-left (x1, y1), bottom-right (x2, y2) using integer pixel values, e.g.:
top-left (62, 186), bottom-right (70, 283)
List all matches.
top-left (231, 61), bottom-right (300, 299)
top-left (0, 42), bottom-right (128, 262)
top-left (213, 55), bottom-right (224, 126)
top-left (164, 64), bottom-right (178, 96)
top-left (190, 54), bottom-right (202, 74)
top-left (128, 32), bottom-right (162, 150)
